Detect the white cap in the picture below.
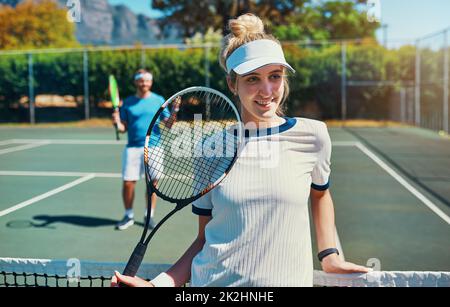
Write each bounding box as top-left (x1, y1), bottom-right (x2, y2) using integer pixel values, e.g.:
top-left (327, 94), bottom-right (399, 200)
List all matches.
top-left (225, 39), bottom-right (295, 75)
top-left (134, 72), bottom-right (153, 81)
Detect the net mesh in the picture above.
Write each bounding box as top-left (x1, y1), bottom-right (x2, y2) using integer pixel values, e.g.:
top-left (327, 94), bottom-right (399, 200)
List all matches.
top-left (0, 258), bottom-right (171, 287)
top-left (1, 258), bottom-right (449, 287)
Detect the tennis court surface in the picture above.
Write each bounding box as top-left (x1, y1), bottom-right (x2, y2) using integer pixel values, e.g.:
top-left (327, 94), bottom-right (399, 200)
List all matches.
top-left (0, 125), bottom-right (449, 287)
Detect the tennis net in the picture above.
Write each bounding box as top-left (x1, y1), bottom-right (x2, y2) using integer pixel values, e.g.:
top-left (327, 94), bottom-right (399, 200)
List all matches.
top-left (1, 258), bottom-right (449, 287)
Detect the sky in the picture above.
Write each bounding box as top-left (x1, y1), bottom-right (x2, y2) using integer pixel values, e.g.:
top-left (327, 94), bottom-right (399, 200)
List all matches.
top-left (375, 0), bottom-right (450, 46)
top-left (107, 0), bottom-right (450, 46)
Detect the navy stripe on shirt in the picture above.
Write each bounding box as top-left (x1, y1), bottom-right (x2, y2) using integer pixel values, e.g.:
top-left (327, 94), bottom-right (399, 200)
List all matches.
top-left (311, 180), bottom-right (330, 191)
top-left (192, 205), bottom-right (212, 216)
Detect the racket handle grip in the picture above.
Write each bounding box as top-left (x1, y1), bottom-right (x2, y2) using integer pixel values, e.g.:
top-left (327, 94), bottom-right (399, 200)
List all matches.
top-left (113, 108), bottom-right (120, 141)
top-left (118, 242), bottom-right (147, 287)
top-left (114, 124), bottom-right (120, 141)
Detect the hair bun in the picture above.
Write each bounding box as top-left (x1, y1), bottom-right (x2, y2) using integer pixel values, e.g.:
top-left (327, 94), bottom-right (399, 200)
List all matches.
top-left (229, 13), bottom-right (265, 38)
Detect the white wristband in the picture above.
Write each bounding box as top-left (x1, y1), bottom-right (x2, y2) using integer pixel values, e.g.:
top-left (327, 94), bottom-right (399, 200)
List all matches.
top-left (151, 272), bottom-right (175, 287)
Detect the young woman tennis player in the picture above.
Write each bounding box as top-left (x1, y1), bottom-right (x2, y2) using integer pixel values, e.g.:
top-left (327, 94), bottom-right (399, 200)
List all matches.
top-left (112, 13), bottom-right (370, 287)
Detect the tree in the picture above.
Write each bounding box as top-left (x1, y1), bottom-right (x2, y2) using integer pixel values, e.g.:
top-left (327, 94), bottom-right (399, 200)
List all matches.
top-left (185, 27), bottom-right (223, 45)
top-left (0, 0), bottom-right (79, 50)
top-left (320, 1), bottom-right (379, 39)
top-left (270, 1), bottom-right (380, 41)
top-left (151, 0), bottom-right (309, 37)
top-left (151, 0), bottom-right (379, 41)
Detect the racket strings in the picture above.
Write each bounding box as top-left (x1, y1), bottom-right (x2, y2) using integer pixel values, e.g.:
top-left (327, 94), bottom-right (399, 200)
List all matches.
top-left (145, 89), bottom-right (240, 201)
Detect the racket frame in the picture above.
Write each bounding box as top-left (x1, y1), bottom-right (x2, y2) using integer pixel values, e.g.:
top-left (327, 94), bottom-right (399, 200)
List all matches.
top-left (145, 86), bottom-right (243, 205)
top-left (109, 75), bottom-right (121, 141)
top-left (120, 86), bottom-right (243, 282)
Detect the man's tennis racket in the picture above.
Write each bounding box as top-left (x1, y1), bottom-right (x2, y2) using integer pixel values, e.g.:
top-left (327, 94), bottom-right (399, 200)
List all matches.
top-left (109, 75), bottom-right (120, 141)
top-left (120, 86), bottom-right (243, 283)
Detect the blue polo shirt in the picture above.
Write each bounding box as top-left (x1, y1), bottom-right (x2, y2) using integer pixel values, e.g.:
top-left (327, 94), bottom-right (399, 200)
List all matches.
top-left (120, 93), bottom-right (170, 147)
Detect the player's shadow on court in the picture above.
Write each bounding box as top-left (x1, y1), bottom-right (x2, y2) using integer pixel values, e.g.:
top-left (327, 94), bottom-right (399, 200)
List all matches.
top-left (6, 215), bottom-right (145, 229)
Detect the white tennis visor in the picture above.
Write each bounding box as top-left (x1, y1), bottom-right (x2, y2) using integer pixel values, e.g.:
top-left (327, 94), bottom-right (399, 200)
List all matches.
top-left (134, 72), bottom-right (153, 81)
top-left (226, 39), bottom-right (295, 75)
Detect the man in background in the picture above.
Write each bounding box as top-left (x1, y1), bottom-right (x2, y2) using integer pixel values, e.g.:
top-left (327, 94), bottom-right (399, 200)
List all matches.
top-left (112, 69), bottom-right (169, 231)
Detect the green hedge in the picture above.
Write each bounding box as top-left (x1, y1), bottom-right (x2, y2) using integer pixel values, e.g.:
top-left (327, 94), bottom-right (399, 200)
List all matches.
top-left (0, 43), bottom-right (444, 121)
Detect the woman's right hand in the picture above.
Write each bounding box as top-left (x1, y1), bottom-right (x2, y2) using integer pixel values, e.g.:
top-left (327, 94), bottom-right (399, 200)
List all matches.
top-left (110, 271), bottom-right (154, 287)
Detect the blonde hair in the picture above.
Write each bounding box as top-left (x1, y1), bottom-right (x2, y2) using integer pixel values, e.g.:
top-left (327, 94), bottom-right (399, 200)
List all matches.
top-left (219, 14), bottom-right (290, 116)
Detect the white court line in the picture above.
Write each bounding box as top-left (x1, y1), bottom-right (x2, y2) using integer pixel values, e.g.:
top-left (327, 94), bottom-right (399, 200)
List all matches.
top-left (0, 174), bottom-right (96, 218)
top-left (0, 140), bottom-right (15, 146)
top-left (2, 140), bottom-right (356, 146)
top-left (0, 170), bottom-right (121, 178)
top-left (9, 139), bottom-right (127, 145)
top-left (0, 170), bottom-right (192, 180)
top-left (355, 142), bottom-right (450, 225)
top-left (10, 139), bottom-right (354, 146)
top-left (0, 142), bottom-right (50, 156)
top-left (332, 141), bottom-right (360, 147)
top-left (0, 171), bottom-right (189, 217)
top-left (6, 140), bottom-right (358, 146)
top-left (1, 141), bottom-right (447, 224)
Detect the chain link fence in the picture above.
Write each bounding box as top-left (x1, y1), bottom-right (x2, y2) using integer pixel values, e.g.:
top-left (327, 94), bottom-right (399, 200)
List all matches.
top-left (0, 28), bottom-right (448, 134)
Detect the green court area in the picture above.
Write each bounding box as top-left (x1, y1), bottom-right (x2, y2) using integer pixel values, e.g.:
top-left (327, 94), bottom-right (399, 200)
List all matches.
top-left (0, 125), bottom-right (449, 276)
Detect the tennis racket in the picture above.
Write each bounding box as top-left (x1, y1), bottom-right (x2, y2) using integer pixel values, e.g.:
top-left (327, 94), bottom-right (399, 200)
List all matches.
top-left (109, 75), bottom-right (120, 141)
top-left (120, 86), bottom-right (243, 283)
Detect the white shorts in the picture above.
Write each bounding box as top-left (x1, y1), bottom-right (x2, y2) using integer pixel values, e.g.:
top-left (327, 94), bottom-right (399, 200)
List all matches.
top-left (122, 147), bottom-right (164, 181)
